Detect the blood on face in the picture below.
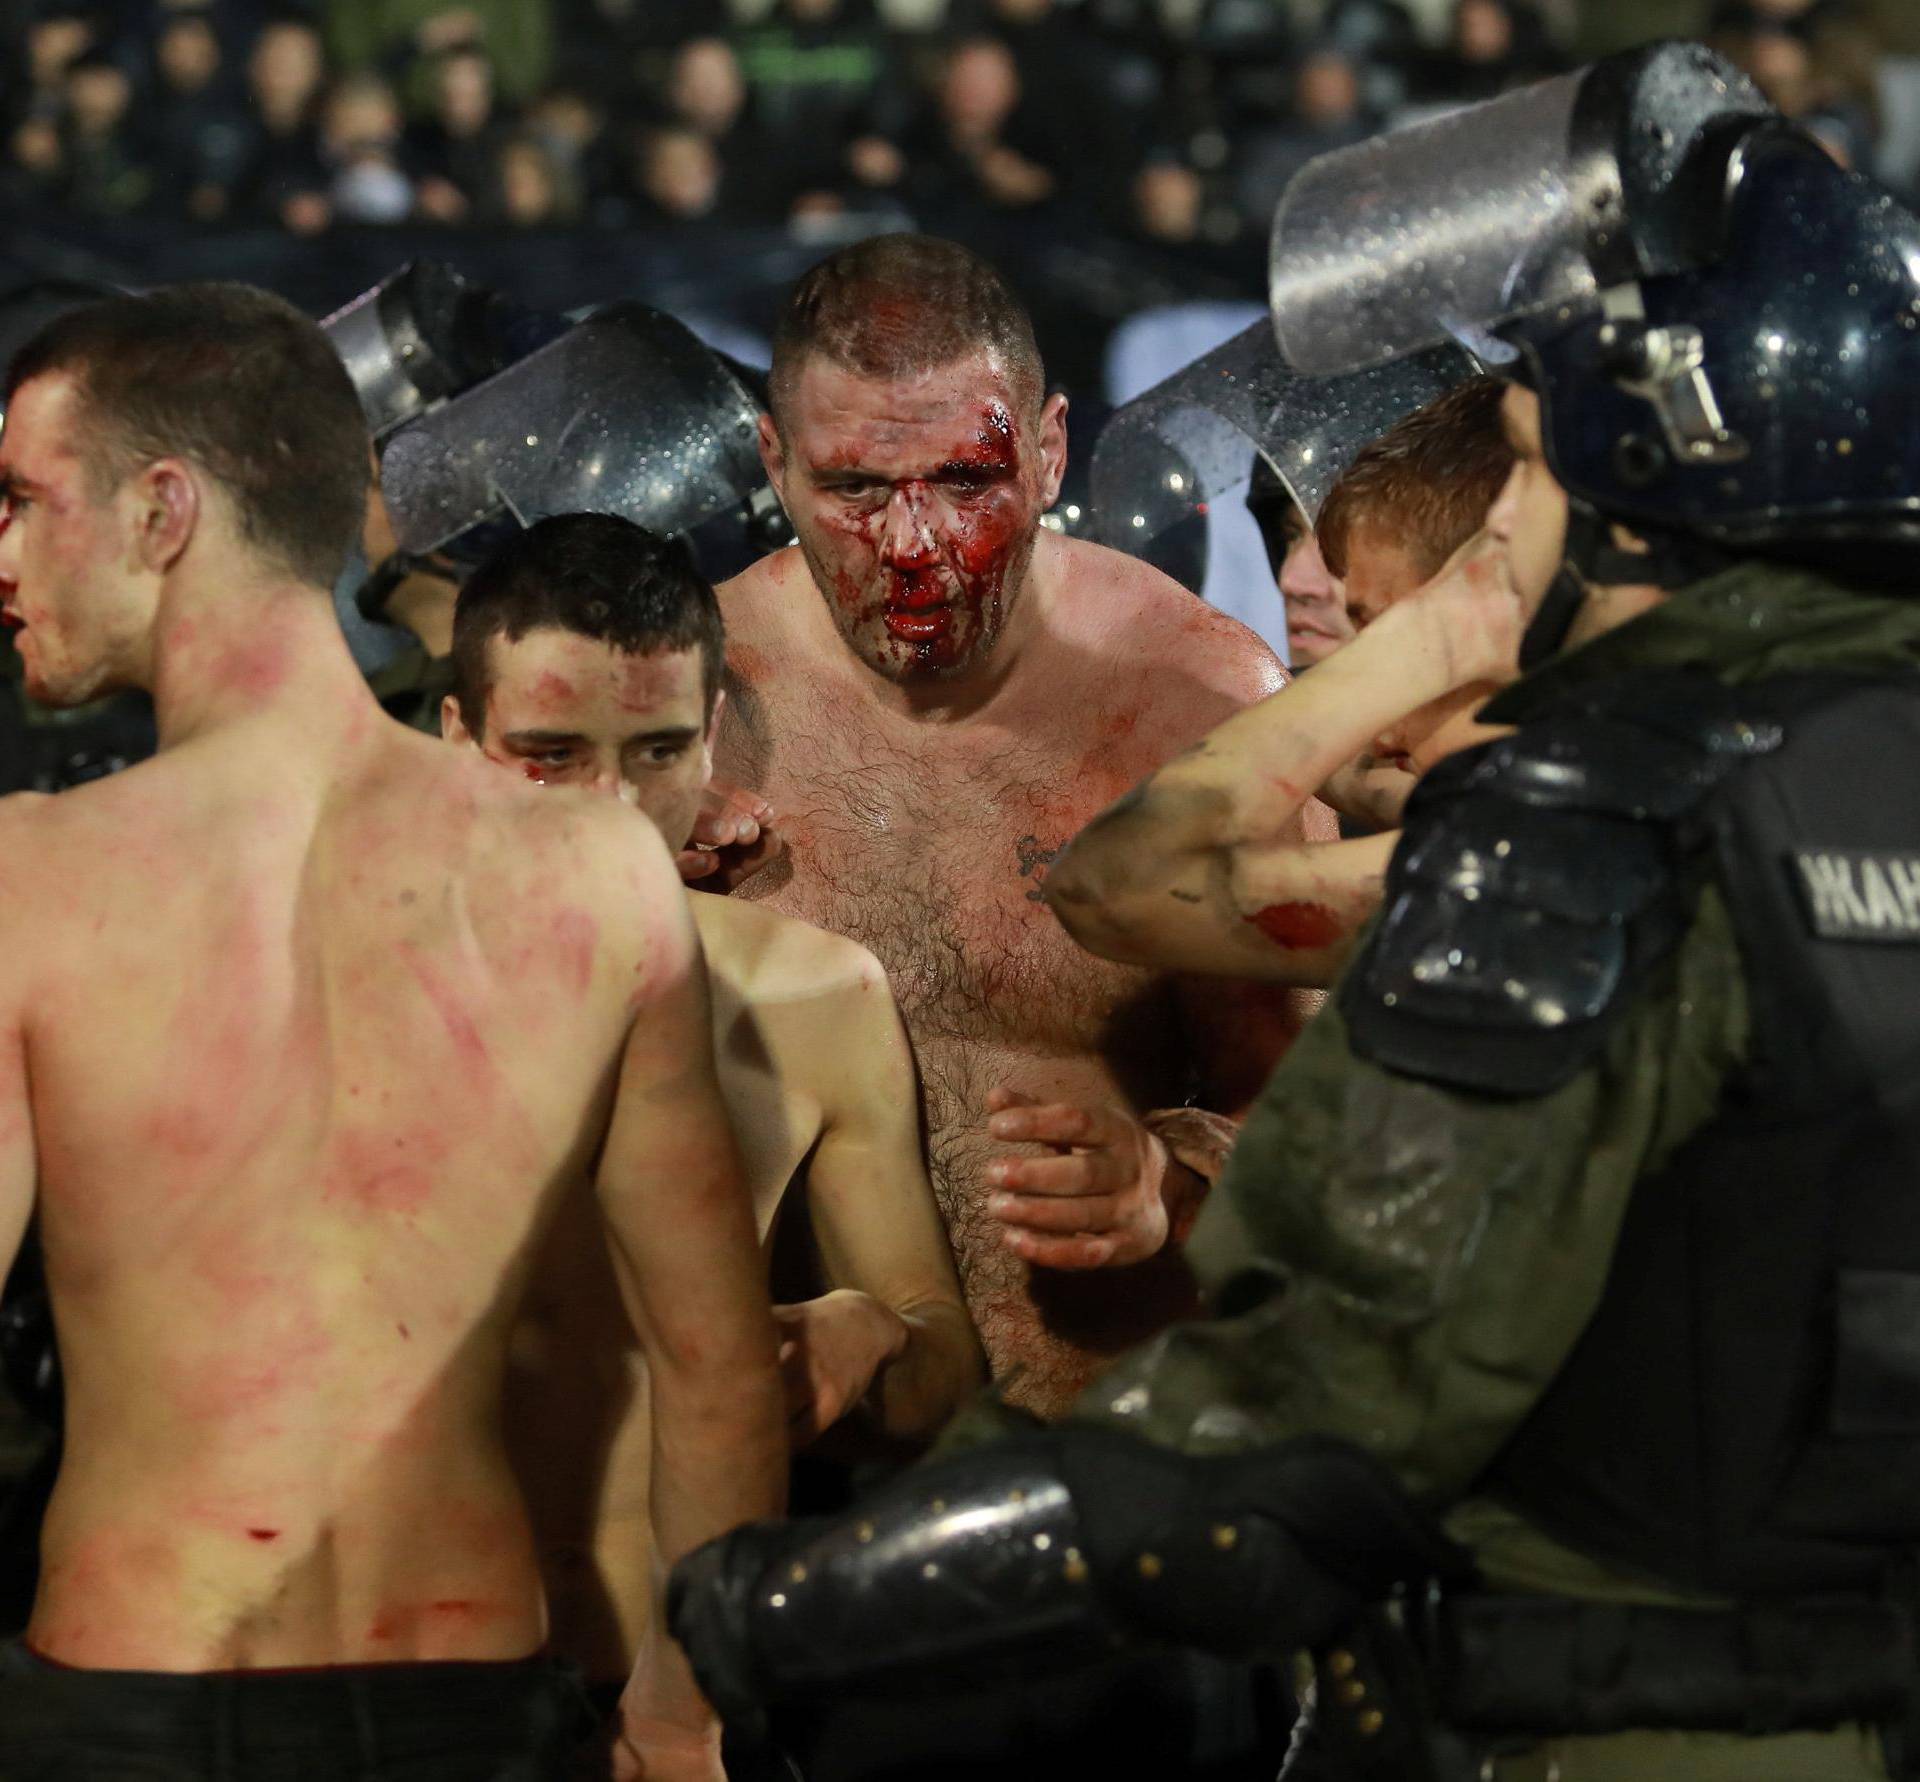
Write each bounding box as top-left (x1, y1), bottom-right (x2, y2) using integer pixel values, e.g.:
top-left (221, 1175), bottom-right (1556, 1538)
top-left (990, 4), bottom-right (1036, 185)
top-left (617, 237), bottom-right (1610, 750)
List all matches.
top-left (795, 385), bottom-right (1042, 679)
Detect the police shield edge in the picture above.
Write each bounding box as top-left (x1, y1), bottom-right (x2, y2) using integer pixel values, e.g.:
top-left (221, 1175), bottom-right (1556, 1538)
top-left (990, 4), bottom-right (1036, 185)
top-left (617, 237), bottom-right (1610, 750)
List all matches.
top-left (377, 302), bottom-right (765, 559)
top-left (1087, 318), bottom-right (1474, 564)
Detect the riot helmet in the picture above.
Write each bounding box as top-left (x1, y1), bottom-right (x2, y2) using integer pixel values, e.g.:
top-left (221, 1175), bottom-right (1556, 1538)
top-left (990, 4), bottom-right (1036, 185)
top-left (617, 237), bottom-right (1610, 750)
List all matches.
top-left (1265, 40), bottom-right (1920, 582)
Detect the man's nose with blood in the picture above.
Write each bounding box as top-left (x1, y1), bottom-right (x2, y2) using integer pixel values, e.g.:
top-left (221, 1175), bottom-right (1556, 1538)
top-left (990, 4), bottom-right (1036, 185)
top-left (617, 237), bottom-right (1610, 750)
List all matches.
top-left (880, 479), bottom-right (954, 645)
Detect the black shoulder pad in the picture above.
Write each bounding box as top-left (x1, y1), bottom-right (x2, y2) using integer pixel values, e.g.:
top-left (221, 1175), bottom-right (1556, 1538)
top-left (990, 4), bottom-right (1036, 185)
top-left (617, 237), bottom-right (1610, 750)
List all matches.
top-left (1342, 672), bottom-right (1783, 1097)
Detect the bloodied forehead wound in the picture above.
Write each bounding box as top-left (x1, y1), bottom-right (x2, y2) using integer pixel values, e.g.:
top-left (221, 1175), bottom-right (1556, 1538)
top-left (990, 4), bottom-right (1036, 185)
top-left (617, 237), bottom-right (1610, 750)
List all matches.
top-left (769, 234), bottom-right (1045, 430)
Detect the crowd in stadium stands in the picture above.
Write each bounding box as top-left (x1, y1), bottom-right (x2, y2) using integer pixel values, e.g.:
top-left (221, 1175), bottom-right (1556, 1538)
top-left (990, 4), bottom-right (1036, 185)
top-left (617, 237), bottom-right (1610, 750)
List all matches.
top-left (0, 0), bottom-right (1911, 254)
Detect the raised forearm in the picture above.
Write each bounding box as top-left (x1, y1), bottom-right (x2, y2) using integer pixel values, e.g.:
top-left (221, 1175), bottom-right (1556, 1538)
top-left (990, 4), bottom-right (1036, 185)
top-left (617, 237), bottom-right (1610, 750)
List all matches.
top-left (1154, 598), bottom-right (1465, 845)
top-left (1049, 601), bottom-right (1452, 958)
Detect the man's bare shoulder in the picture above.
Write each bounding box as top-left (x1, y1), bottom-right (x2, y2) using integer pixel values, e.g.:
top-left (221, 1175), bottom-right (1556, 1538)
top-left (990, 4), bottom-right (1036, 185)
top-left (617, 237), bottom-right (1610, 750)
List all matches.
top-left (0, 790), bottom-right (56, 893)
top-left (692, 893), bottom-right (891, 1011)
top-left (1046, 534), bottom-right (1286, 708)
top-left (422, 746), bottom-right (688, 957)
top-left (0, 788), bottom-right (56, 831)
top-left (716, 543), bottom-right (809, 614)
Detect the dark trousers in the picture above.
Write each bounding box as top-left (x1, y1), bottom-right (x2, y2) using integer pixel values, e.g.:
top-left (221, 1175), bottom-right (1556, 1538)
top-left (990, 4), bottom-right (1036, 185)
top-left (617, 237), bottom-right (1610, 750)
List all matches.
top-left (0, 1640), bottom-right (592, 1780)
top-left (767, 1650), bottom-right (1299, 1782)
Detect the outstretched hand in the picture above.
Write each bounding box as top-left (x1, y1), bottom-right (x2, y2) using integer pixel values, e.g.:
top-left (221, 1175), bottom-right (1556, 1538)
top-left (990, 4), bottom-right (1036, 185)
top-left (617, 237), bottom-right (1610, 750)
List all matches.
top-left (983, 1087), bottom-right (1174, 1270)
top-left (677, 780), bottom-right (782, 894)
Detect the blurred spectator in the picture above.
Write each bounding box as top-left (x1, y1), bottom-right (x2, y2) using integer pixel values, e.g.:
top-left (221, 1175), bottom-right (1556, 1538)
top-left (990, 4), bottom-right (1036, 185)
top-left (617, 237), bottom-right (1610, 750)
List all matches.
top-left (1132, 156), bottom-right (1204, 242)
top-left (231, 12), bottom-right (330, 228)
top-left (324, 0), bottom-right (551, 109)
top-left (1321, 0), bottom-right (1421, 112)
top-left (60, 52), bottom-right (154, 218)
top-left (22, 8), bottom-right (98, 116)
top-left (1740, 21), bottom-right (1823, 108)
top-left (1188, 0), bottom-right (1296, 123)
top-left (405, 44), bottom-right (504, 221)
top-left (1128, 147), bottom-right (1259, 277)
top-left (318, 70), bottom-right (413, 224)
top-left (658, 36), bottom-right (792, 221)
top-left (487, 131), bottom-right (576, 224)
top-left (1412, 0), bottom-right (1564, 104)
top-left (523, 83), bottom-right (618, 217)
top-left (735, 0), bottom-right (902, 196)
top-left (1233, 44), bottom-right (1373, 230)
top-left (877, 35), bottom-right (1068, 211)
top-left (625, 122), bottom-right (722, 225)
top-left (965, 0), bottom-right (1160, 220)
top-left (149, 9), bottom-right (255, 220)
top-left (6, 8), bottom-right (99, 199)
top-left (1711, 7), bottom-right (1883, 165)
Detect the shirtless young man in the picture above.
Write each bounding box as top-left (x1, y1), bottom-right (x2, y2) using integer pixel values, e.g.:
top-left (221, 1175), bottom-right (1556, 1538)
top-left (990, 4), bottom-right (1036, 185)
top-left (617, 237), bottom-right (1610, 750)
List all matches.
top-left (1048, 376), bottom-right (1517, 991)
top-left (715, 235), bottom-right (1324, 1416)
top-left (0, 287), bottom-right (784, 1782)
top-left (438, 512), bottom-right (982, 1691)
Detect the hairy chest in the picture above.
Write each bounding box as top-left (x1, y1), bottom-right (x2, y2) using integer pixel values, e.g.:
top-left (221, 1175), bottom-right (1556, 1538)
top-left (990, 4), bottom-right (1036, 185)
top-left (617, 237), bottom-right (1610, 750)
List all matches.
top-left (725, 695), bottom-right (1164, 1057)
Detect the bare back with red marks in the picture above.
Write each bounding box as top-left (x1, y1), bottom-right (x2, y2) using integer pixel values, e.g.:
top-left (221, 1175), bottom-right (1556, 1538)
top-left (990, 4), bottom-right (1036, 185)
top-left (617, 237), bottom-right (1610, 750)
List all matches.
top-left (719, 532), bottom-right (1316, 1412)
top-left (4, 714), bottom-right (684, 1671)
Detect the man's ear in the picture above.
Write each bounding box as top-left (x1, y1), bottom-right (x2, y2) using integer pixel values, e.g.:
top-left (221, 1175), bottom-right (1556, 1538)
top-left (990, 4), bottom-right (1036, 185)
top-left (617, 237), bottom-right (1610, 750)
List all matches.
top-left (757, 413), bottom-right (789, 506)
top-left (1036, 391), bottom-right (1069, 510)
top-left (441, 692), bottom-right (474, 745)
top-left (134, 459), bottom-right (199, 574)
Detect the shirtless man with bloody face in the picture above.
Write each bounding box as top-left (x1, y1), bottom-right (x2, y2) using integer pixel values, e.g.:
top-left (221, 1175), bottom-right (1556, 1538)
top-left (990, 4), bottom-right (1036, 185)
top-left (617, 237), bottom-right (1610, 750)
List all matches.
top-left (437, 513), bottom-right (981, 1695)
top-left (718, 236), bottom-right (1323, 1415)
top-left (0, 287), bottom-right (783, 1782)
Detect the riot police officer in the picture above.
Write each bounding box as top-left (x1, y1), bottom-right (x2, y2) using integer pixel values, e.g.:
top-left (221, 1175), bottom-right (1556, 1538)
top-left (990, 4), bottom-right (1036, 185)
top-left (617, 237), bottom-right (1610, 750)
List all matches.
top-left (665, 42), bottom-right (1920, 1781)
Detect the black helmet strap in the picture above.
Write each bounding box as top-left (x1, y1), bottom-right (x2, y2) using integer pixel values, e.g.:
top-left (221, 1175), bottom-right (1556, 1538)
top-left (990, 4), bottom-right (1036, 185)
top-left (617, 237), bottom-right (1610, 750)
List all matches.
top-left (1519, 563), bottom-right (1587, 672)
top-left (1563, 495), bottom-right (1734, 593)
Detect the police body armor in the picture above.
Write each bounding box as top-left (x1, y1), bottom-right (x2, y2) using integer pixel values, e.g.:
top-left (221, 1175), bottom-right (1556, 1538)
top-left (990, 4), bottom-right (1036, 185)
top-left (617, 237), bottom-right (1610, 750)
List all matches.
top-left (1343, 658), bottom-right (1920, 1736)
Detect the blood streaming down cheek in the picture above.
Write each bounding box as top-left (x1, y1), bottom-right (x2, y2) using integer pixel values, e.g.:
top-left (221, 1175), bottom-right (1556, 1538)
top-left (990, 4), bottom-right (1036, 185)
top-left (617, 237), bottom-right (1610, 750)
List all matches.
top-left (947, 492), bottom-right (1022, 590)
top-left (1246, 901), bottom-right (1344, 950)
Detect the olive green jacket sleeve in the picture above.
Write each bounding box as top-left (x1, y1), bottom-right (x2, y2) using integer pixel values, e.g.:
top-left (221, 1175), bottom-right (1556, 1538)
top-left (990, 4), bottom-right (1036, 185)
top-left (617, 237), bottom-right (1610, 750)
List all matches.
top-left (1071, 887), bottom-right (1749, 1499)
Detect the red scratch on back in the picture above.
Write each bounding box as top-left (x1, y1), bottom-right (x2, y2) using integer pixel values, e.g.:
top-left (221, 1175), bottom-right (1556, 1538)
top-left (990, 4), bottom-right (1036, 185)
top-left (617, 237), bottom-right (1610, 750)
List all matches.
top-left (398, 945), bottom-right (491, 1072)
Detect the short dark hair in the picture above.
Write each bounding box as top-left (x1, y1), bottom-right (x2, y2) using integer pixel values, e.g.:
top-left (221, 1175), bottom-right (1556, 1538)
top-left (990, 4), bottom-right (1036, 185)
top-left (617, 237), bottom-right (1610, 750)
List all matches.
top-left (451, 513), bottom-right (725, 737)
top-left (768, 233), bottom-right (1044, 430)
top-left (1316, 376), bottom-right (1513, 583)
top-left (5, 283), bottom-right (369, 590)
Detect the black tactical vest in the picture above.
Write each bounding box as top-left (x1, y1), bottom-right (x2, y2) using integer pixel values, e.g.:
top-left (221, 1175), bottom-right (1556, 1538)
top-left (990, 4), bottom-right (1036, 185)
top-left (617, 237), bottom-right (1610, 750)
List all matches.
top-left (1344, 666), bottom-right (1920, 1596)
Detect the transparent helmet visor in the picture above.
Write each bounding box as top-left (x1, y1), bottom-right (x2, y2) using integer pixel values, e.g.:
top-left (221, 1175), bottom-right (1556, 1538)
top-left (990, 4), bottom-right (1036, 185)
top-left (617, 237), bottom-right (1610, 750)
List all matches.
top-left (379, 303), bottom-right (763, 556)
top-left (1266, 44), bottom-right (1774, 380)
top-left (1089, 319), bottom-right (1473, 560)
top-left (1269, 72), bottom-right (1599, 378)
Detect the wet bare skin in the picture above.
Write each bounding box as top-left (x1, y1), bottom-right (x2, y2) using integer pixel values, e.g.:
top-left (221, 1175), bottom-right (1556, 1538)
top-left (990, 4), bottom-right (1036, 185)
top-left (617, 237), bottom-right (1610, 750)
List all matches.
top-left (507, 893), bottom-right (965, 1680)
top-left (6, 717), bottom-right (705, 1669)
top-left (445, 625), bottom-right (977, 1683)
top-left (0, 376), bottom-right (781, 1700)
top-left (717, 528), bottom-right (1319, 1413)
